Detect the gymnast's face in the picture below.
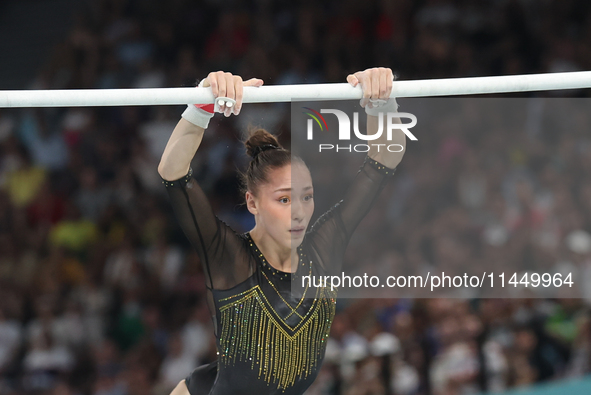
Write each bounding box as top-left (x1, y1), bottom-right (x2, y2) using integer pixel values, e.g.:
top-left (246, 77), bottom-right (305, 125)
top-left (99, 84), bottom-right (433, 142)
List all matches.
top-left (247, 161), bottom-right (314, 250)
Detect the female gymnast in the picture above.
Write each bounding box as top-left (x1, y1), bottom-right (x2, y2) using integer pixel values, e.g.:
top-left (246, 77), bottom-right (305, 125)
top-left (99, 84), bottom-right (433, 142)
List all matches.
top-left (158, 67), bottom-right (406, 395)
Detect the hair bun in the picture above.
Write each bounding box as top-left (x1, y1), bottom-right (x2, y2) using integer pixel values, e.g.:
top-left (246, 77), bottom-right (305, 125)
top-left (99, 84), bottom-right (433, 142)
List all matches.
top-left (252, 144), bottom-right (279, 158)
top-left (239, 126), bottom-right (303, 201)
top-left (244, 127), bottom-right (283, 158)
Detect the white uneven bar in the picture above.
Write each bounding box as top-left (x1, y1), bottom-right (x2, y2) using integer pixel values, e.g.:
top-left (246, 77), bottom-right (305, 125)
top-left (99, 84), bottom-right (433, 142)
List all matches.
top-left (1, 71), bottom-right (591, 107)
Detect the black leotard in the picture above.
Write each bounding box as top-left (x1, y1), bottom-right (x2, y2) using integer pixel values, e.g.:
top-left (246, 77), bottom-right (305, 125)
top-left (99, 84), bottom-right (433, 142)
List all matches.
top-left (161, 154), bottom-right (395, 395)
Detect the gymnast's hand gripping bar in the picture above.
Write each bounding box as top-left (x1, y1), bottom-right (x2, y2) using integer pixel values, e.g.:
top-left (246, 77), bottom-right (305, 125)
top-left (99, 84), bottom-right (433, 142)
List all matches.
top-left (1, 71), bottom-right (591, 108)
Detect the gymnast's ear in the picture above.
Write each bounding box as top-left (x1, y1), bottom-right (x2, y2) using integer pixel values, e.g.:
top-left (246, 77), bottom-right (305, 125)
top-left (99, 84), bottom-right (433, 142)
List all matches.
top-left (245, 191), bottom-right (259, 215)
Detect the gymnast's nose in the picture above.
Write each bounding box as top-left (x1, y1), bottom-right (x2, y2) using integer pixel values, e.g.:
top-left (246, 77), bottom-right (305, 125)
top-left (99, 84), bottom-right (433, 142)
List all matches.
top-left (291, 199), bottom-right (303, 222)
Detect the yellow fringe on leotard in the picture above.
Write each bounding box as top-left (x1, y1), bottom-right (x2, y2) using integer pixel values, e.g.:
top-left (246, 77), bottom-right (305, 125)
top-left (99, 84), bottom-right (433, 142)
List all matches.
top-left (218, 285), bottom-right (337, 390)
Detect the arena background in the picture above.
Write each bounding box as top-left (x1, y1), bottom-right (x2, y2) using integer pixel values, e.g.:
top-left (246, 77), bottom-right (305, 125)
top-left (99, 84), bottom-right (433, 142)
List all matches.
top-left (1, 0), bottom-right (591, 394)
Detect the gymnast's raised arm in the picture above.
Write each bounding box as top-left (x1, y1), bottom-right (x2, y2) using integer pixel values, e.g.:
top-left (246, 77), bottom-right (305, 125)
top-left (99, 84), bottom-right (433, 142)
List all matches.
top-left (157, 71), bottom-right (264, 290)
top-left (307, 68), bottom-right (406, 273)
top-left (349, 67), bottom-right (406, 169)
top-left (159, 71), bottom-right (262, 179)
top-left (338, 67), bottom-right (406, 237)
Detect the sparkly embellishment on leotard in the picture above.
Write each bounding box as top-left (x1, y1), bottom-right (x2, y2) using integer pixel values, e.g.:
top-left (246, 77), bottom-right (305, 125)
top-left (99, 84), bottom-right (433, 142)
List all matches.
top-left (217, 284), bottom-right (337, 391)
top-left (216, 234), bottom-right (337, 391)
top-left (246, 233), bottom-right (307, 281)
top-left (260, 246), bottom-right (313, 321)
top-left (160, 167), bottom-right (193, 188)
top-left (363, 155), bottom-right (397, 176)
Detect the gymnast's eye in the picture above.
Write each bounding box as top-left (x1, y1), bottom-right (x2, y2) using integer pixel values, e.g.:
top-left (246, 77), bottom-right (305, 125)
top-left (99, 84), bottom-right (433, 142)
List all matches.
top-left (279, 197), bottom-right (290, 204)
top-left (304, 194), bottom-right (313, 201)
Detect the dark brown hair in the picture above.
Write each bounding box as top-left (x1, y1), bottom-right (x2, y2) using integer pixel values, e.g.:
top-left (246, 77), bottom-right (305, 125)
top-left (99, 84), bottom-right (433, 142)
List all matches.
top-left (239, 126), bottom-right (303, 199)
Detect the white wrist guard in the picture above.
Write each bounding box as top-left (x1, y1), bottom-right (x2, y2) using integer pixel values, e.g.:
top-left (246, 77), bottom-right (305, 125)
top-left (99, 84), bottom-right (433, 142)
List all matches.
top-left (181, 79), bottom-right (217, 128)
top-left (181, 104), bottom-right (215, 129)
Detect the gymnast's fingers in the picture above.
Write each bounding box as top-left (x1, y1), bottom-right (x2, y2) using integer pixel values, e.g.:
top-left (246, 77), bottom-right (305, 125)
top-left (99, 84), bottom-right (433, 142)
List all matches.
top-left (379, 68), bottom-right (392, 100)
top-left (243, 78), bottom-right (264, 87)
top-left (223, 72), bottom-right (235, 101)
top-left (233, 78), bottom-right (263, 115)
top-left (233, 75), bottom-right (243, 115)
top-left (386, 69), bottom-right (394, 99)
top-left (370, 68), bottom-right (381, 100)
top-left (347, 74), bottom-right (359, 87)
top-left (208, 71), bottom-right (221, 97)
top-left (214, 71), bottom-right (227, 98)
top-left (355, 71), bottom-right (371, 107)
top-left (217, 72), bottom-right (235, 117)
top-left (200, 76), bottom-right (211, 88)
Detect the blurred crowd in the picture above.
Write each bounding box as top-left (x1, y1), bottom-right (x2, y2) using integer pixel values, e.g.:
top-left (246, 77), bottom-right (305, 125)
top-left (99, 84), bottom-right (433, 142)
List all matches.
top-left (1, 0), bottom-right (591, 394)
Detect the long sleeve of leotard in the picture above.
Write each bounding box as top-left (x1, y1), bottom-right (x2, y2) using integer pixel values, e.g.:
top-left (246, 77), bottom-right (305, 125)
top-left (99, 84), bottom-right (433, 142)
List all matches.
top-left (161, 168), bottom-right (252, 290)
top-left (306, 154), bottom-right (396, 274)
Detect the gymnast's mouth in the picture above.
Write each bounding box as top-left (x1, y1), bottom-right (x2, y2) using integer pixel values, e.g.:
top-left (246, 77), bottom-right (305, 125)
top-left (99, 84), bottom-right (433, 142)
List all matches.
top-left (290, 227), bottom-right (305, 232)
